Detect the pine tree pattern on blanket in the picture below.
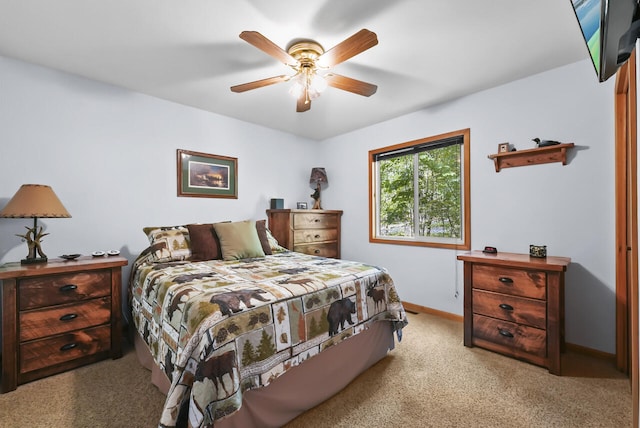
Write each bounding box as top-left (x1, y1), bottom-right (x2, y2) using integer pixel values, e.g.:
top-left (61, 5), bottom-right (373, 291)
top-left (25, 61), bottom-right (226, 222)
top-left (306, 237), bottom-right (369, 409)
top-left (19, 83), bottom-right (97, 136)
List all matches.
top-left (129, 251), bottom-right (408, 427)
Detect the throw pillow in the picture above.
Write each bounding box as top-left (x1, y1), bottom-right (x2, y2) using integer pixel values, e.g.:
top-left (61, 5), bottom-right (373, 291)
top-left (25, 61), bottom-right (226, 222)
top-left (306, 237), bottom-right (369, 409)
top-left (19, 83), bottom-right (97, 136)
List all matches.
top-left (213, 220), bottom-right (266, 260)
top-left (186, 223), bottom-right (222, 261)
top-left (255, 219), bottom-right (272, 255)
top-left (142, 225), bottom-right (191, 262)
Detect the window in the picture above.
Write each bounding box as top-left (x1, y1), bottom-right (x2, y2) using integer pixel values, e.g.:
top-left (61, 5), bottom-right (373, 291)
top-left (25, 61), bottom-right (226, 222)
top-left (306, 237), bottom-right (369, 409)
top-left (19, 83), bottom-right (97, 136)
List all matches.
top-left (369, 129), bottom-right (470, 249)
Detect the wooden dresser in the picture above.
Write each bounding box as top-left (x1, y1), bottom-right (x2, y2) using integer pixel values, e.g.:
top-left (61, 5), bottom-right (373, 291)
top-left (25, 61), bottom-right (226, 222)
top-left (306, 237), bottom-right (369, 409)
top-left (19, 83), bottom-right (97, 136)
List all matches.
top-left (266, 209), bottom-right (343, 258)
top-left (0, 256), bottom-right (128, 392)
top-left (456, 251), bottom-right (570, 375)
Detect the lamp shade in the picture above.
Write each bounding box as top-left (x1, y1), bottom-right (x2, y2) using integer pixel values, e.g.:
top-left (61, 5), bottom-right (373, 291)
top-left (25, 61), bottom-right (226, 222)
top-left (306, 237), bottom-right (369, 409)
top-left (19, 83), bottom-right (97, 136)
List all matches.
top-left (0, 184), bottom-right (71, 218)
top-left (309, 167), bottom-right (328, 185)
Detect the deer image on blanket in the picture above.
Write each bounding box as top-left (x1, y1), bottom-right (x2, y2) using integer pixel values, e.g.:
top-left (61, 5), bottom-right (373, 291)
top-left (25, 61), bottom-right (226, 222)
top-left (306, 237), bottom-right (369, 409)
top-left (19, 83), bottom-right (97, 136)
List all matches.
top-left (367, 286), bottom-right (386, 311)
top-left (195, 350), bottom-right (238, 398)
top-left (327, 298), bottom-right (356, 336)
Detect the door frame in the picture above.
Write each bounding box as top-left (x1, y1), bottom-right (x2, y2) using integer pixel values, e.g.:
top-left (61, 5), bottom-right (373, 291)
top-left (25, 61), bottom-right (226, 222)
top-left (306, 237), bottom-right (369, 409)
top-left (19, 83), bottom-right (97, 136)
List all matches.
top-left (614, 49), bottom-right (637, 426)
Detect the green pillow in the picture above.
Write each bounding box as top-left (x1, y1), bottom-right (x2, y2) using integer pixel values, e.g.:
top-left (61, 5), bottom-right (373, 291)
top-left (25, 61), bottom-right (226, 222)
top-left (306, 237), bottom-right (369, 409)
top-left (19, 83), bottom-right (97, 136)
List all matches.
top-left (213, 220), bottom-right (266, 260)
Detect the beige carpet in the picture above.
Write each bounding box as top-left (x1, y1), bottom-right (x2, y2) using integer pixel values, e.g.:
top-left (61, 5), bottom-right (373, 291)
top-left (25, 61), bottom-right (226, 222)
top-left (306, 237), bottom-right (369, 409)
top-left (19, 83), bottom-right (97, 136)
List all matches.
top-left (0, 312), bottom-right (632, 427)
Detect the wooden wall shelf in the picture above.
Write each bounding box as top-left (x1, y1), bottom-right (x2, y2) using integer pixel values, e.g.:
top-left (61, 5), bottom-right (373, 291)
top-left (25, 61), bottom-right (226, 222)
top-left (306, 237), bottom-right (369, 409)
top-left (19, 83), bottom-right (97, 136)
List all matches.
top-left (487, 143), bottom-right (575, 172)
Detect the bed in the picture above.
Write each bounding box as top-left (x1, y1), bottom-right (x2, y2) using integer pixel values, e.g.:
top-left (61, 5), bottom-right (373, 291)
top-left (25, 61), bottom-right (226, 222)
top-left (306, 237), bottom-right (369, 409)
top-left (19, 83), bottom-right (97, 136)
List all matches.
top-left (129, 220), bottom-right (408, 427)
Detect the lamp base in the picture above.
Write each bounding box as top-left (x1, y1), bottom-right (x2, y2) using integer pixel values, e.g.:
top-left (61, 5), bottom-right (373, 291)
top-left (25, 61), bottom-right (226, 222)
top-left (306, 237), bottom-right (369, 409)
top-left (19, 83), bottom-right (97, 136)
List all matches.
top-left (21, 257), bottom-right (47, 265)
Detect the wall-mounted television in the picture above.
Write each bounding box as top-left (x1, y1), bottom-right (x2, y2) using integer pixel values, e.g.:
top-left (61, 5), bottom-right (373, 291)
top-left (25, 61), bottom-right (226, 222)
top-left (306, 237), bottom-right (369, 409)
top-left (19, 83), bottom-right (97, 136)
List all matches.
top-left (570, 0), bottom-right (639, 82)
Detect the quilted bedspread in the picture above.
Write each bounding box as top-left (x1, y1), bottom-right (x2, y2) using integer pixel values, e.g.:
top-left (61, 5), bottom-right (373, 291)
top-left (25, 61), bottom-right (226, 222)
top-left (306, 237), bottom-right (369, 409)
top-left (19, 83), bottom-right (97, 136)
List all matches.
top-left (130, 251), bottom-right (407, 427)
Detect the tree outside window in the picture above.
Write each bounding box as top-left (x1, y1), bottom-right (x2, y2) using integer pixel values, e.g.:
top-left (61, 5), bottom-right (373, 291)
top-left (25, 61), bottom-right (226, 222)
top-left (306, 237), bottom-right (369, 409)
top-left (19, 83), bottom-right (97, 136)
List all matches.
top-left (369, 129), bottom-right (470, 249)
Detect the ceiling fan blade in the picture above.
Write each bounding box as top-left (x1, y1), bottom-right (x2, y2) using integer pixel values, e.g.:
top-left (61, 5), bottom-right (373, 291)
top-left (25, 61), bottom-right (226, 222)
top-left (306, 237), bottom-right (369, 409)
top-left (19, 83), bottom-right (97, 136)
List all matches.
top-left (317, 29), bottom-right (378, 68)
top-left (324, 73), bottom-right (377, 96)
top-left (230, 75), bottom-right (289, 93)
top-left (297, 91), bottom-right (311, 112)
top-left (239, 31), bottom-right (298, 66)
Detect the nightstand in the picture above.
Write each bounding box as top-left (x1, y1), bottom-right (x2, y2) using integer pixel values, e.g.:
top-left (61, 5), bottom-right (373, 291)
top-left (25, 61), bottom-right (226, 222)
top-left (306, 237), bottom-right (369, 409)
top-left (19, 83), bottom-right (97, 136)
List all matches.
top-left (457, 251), bottom-right (570, 375)
top-left (0, 255), bottom-right (128, 392)
top-left (266, 209), bottom-right (343, 258)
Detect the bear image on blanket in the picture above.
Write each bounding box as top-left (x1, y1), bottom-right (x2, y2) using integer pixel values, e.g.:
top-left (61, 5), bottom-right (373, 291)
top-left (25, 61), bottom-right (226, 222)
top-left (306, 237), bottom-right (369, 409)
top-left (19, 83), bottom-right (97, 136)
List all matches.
top-left (327, 297), bottom-right (356, 336)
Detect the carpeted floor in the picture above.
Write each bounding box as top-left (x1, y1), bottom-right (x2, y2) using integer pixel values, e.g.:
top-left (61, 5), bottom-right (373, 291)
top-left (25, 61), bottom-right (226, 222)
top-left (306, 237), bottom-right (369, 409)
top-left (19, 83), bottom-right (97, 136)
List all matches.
top-left (0, 312), bottom-right (632, 427)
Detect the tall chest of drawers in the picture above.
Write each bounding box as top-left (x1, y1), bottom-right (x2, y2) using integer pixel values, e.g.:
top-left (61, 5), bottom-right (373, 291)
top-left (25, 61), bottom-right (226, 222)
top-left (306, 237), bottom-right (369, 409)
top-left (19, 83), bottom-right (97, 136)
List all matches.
top-left (266, 209), bottom-right (343, 258)
top-left (0, 256), bottom-right (127, 392)
top-left (456, 251), bottom-right (570, 375)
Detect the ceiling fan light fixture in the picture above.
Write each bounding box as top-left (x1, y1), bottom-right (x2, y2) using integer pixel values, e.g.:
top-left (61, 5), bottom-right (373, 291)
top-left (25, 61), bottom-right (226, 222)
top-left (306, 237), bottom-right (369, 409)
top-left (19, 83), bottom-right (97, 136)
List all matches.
top-left (232, 29), bottom-right (378, 112)
top-left (288, 72), bottom-right (306, 98)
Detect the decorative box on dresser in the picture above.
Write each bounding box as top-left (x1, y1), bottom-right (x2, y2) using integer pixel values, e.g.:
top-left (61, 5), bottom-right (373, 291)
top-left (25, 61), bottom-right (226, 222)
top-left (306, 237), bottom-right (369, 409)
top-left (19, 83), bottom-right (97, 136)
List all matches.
top-left (0, 256), bottom-right (128, 392)
top-left (266, 209), bottom-right (343, 259)
top-left (456, 251), bottom-right (570, 375)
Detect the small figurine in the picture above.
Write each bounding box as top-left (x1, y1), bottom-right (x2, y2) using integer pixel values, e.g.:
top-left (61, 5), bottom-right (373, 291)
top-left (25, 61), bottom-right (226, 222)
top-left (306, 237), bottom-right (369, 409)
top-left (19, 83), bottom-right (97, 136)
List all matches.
top-left (533, 138), bottom-right (561, 147)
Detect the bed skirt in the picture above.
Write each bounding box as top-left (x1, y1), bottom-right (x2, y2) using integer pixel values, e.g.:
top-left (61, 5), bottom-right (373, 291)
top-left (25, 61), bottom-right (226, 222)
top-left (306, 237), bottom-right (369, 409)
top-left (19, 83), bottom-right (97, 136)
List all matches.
top-left (134, 321), bottom-right (394, 428)
top-left (134, 321), bottom-right (395, 427)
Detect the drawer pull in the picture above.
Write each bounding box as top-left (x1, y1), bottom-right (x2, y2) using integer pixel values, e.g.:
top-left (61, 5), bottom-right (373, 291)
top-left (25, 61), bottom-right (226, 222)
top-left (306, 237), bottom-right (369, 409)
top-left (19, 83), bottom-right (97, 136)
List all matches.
top-left (314, 249), bottom-right (320, 254)
top-left (314, 234), bottom-right (321, 239)
top-left (498, 277), bottom-right (513, 284)
top-left (59, 284), bottom-right (78, 292)
top-left (314, 219), bottom-right (320, 222)
top-left (59, 313), bottom-right (78, 321)
top-left (499, 303), bottom-right (514, 311)
top-left (60, 343), bottom-right (77, 352)
top-left (497, 328), bottom-right (514, 338)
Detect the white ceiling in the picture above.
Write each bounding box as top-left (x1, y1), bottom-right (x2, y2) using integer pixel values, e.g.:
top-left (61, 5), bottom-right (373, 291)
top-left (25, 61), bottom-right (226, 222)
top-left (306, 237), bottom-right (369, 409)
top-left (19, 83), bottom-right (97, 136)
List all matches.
top-left (0, 0), bottom-right (590, 140)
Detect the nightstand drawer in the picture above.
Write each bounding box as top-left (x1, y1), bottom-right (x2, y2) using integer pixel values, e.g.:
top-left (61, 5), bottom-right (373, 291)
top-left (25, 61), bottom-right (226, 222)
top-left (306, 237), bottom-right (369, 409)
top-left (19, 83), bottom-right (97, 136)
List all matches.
top-left (293, 228), bottom-right (338, 244)
top-left (20, 324), bottom-right (111, 373)
top-left (293, 213), bottom-right (338, 229)
top-left (293, 242), bottom-right (338, 258)
top-left (472, 289), bottom-right (546, 329)
top-left (19, 297), bottom-right (111, 341)
top-left (19, 270), bottom-right (111, 310)
top-left (472, 264), bottom-right (546, 299)
top-left (473, 314), bottom-right (546, 357)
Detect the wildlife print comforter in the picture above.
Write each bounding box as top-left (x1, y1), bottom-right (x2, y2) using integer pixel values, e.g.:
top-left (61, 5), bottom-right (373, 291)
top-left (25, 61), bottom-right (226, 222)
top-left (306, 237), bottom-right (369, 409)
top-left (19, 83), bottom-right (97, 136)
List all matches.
top-left (129, 250), bottom-right (407, 428)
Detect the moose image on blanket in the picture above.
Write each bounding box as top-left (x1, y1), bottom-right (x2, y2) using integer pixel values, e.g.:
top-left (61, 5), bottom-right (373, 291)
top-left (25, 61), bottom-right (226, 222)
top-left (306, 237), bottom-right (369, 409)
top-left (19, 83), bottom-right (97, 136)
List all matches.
top-left (130, 251), bottom-right (407, 427)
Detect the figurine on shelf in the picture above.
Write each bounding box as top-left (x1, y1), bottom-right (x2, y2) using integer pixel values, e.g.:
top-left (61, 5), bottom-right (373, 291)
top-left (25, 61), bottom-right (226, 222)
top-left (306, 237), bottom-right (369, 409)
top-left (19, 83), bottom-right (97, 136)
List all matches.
top-left (533, 138), bottom-right (561, 147)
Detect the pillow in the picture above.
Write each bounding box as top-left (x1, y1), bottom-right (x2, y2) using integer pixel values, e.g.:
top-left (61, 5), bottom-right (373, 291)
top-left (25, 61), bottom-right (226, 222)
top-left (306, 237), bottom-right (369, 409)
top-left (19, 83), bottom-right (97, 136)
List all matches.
top-left (255, 220), bottom-right (272, 255)
top-left (142, 225), bottom-right (191, 262)
top-left (266, 228), bottom-right (288, 253)
top-left (213, 220), bottom-right (266, 260)
top-left (186, 223), bottom-right (222, 261)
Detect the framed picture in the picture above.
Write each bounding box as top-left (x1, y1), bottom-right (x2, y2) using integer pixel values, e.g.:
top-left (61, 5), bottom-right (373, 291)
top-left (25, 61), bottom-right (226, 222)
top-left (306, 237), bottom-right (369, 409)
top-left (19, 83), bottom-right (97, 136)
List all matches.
top-left (498, 143), bottom-right (509, 153)
top-left (177, 149), bottom-right (238, 198)
top-left (297, 202), bottom-right (308, 209)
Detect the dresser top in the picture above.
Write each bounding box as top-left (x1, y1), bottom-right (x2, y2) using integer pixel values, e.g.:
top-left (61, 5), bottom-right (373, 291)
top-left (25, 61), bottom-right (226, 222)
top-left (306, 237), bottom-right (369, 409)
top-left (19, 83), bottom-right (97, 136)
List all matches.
top-left (267, 209), bottom-right (343, 215)
top-left (0, 256), bottom-right (128, 280)
top-left (456, 250), bottom-right (570, 271)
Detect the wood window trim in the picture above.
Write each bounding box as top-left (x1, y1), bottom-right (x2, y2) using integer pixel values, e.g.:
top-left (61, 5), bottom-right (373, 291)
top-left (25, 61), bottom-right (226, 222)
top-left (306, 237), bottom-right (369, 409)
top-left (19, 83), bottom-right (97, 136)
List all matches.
top-left (368, 128), bottom-right (471, 250)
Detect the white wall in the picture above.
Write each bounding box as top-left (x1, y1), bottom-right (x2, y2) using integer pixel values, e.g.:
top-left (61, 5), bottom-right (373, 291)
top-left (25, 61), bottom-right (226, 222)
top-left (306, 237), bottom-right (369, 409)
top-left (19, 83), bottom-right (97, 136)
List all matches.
top-left (0, 55), bottom-right (618, 354)
top-left (0, 56), bottom-right (320, 321)
top-left (320, 60), bottom-right (616, 353)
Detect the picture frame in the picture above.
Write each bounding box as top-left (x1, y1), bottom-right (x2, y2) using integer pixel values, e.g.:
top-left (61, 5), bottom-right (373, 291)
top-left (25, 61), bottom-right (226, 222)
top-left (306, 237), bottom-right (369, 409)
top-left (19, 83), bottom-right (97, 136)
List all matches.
top-left (177, 149), bottom-right (238, 198)
top-left (296, 202), bottom-right (308, 209)
top-left (498, 143), bottom-right (509, 153)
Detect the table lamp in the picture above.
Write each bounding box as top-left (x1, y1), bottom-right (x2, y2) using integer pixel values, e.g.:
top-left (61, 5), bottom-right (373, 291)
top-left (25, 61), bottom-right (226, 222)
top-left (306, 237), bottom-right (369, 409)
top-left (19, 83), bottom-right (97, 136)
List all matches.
top-left (309, 167), bottom-right (328, 210)
top-left (0, 184), bottom-right (71, 264)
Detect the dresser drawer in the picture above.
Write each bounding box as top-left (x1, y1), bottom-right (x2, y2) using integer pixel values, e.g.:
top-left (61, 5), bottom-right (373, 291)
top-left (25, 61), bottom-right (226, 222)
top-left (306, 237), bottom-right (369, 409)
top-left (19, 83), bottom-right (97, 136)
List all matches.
top-left (19, 297), bottom-right (112, 341)
top-left (293, 242), bottom-right (339, 258)
top-left (19, 270), bottom-right (111, 310)
top-left (20, 324), bottom-right (111, 374)
top-left (472, 289), bottom-right (546, 329)
top-left (472, 264), bottom-right (546, 299)
top-left (293, 228), bottom-right (338, 244)
top-left (293, 213), bottom-right (338, 229)
top-left (473, 314), bottom-right (546, 357)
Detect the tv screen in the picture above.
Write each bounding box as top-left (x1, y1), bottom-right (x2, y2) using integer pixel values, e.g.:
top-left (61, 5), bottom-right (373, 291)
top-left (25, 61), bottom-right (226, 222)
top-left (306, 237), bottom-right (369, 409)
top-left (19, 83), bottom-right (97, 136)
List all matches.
top-left (570, 0), bottom-right (638, 82)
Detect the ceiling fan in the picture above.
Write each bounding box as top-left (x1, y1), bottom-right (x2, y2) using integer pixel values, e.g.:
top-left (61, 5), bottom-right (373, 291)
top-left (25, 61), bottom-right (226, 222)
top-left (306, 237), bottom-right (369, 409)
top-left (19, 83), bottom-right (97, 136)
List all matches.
top-left (230, 29), bottom-right (378, 112)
